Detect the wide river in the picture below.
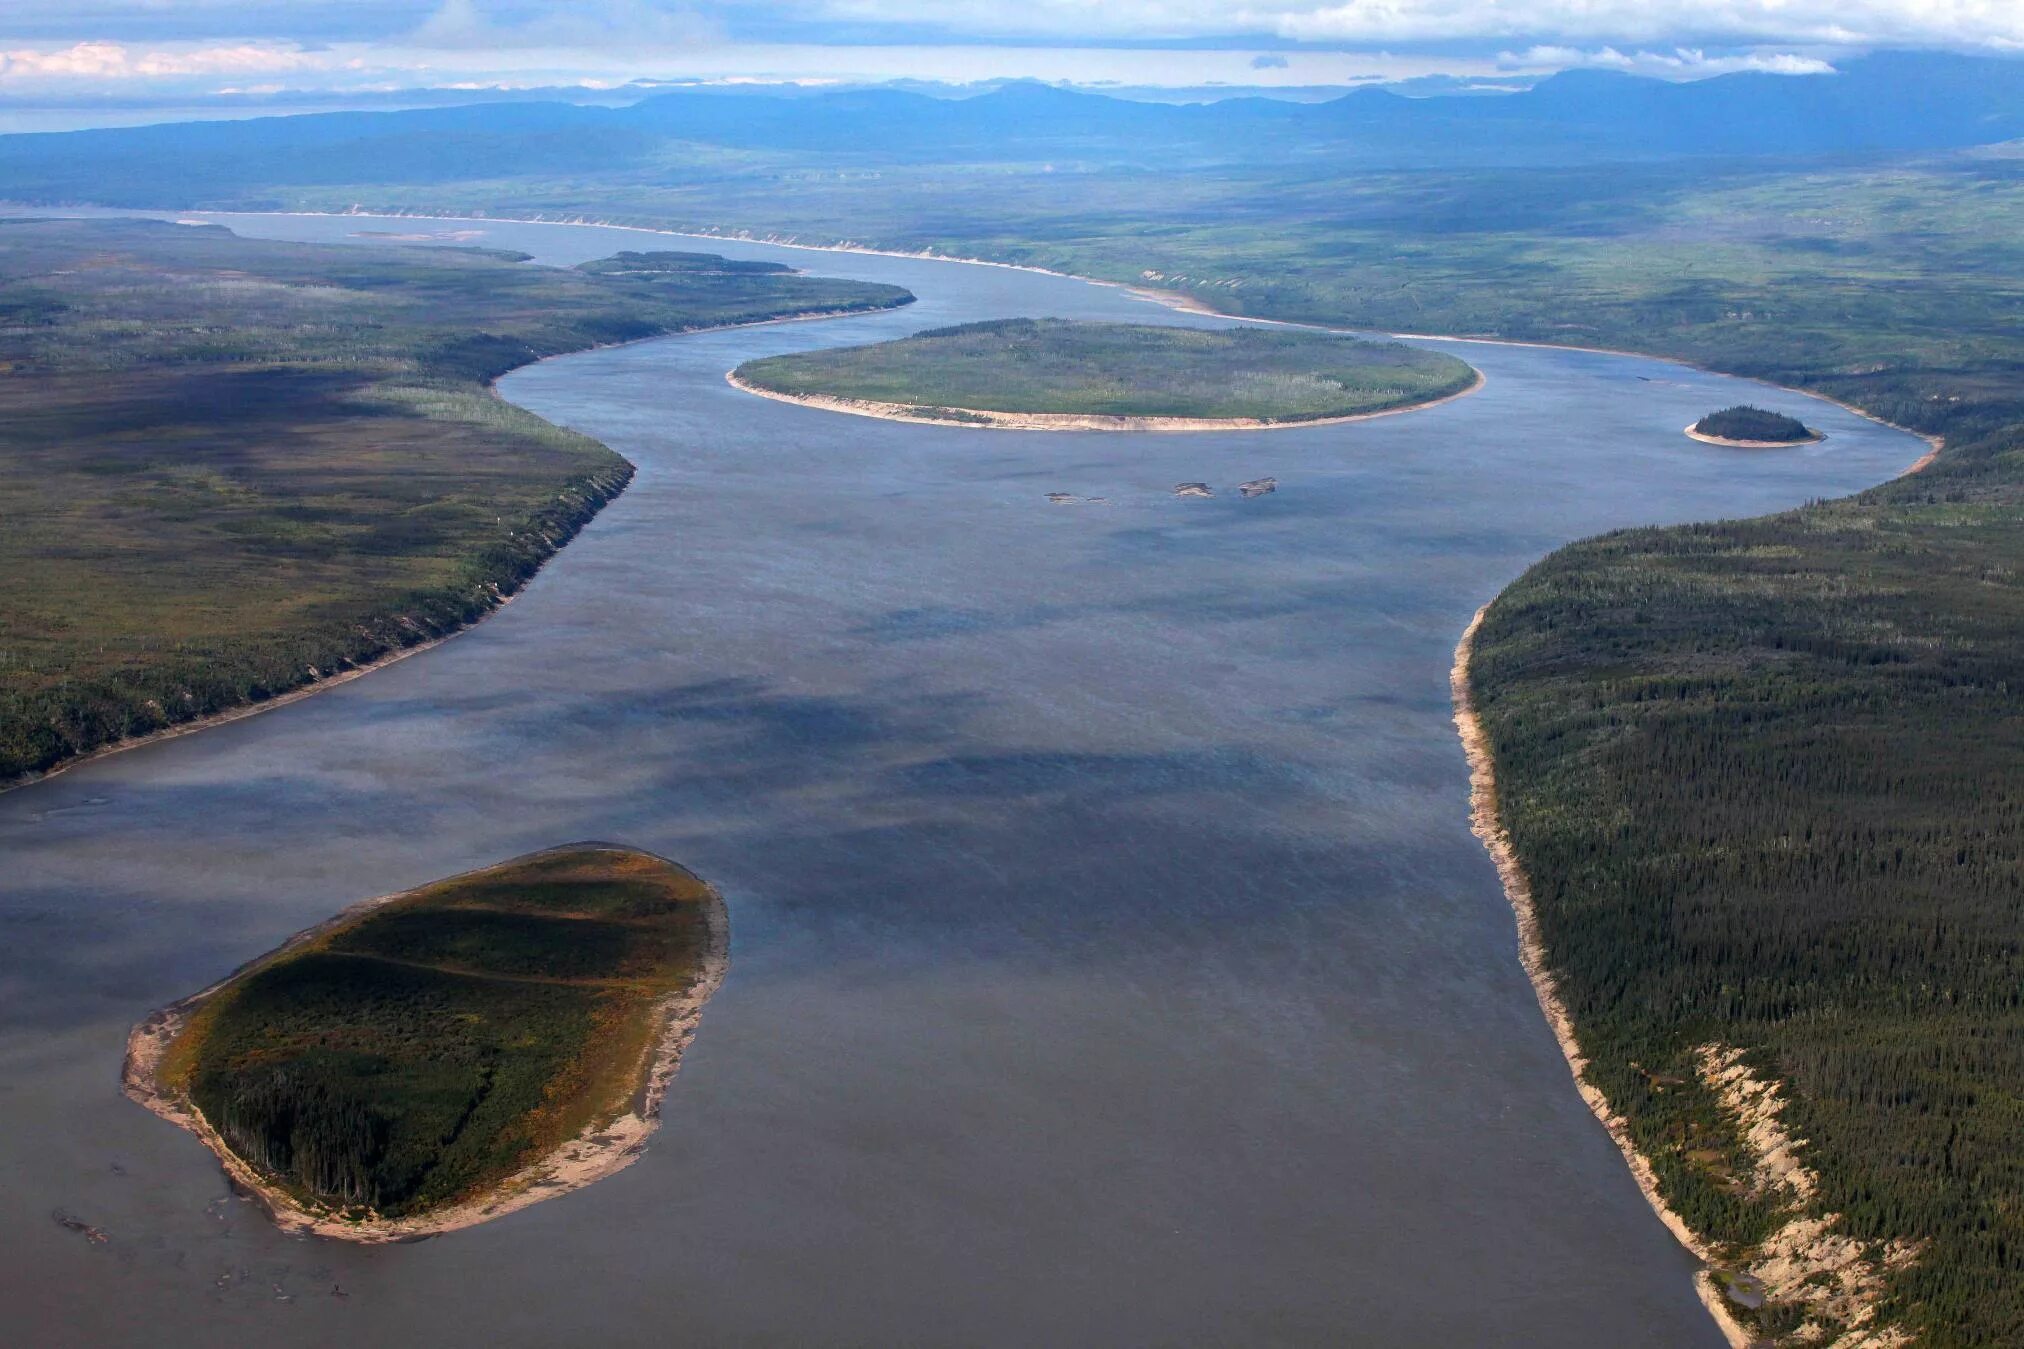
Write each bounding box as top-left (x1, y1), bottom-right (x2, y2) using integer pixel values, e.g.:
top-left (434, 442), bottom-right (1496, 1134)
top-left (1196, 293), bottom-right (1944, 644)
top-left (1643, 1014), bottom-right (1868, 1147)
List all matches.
top-left (1, 214), bottom-right (1925, 1347)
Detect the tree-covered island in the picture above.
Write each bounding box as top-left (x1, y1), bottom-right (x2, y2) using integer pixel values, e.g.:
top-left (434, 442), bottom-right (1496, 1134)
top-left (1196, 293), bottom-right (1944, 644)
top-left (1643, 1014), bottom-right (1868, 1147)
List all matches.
top-left (730, 318), bottom-right (1479, 429)
top-left (1688, 405), bottom-right (1822, 446)
top-left (123, 845), bottom-right (728, 1240)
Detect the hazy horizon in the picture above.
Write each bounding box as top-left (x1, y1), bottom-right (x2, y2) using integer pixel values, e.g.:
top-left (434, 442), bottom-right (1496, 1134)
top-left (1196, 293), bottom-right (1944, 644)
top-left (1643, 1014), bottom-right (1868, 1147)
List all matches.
top-left (2, 0), bottom-right (2020, 132)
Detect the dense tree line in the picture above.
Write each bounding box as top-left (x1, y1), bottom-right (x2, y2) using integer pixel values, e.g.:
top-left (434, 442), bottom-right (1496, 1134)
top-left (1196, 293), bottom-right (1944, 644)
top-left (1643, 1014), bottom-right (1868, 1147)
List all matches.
top-left (1692, 405), bottom-right (1814, 441)
top-left (1471, 412), bottom-right (2024, 1344)
top-left (182, 848), bottom-right (716, 1219)
top-left (0, 219), bottom-right (911, 785)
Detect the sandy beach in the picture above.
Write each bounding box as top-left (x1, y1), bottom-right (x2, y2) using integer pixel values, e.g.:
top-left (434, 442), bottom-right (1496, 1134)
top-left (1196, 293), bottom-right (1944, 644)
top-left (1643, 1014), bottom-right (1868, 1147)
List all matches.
top-left (1683, 423), bottom-right (1827, 449)
top-left (724, 366), bottom-right (1484, 432)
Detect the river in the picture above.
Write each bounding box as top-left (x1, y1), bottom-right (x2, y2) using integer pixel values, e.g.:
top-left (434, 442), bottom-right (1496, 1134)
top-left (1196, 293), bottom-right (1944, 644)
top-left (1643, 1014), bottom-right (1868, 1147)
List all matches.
top-left (0, 213), bottom-right (1925, 1347)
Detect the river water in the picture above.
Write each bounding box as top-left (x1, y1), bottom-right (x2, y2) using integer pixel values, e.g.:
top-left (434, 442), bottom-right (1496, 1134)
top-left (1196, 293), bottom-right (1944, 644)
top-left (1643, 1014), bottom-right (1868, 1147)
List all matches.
top-left (0, 214), bottom-right (1923, 1347)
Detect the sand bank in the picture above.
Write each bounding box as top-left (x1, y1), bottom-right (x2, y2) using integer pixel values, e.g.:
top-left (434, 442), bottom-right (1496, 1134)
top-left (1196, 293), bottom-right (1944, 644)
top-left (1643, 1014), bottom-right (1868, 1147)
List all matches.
top-left (1684, 424), bottom-right (1826, 448)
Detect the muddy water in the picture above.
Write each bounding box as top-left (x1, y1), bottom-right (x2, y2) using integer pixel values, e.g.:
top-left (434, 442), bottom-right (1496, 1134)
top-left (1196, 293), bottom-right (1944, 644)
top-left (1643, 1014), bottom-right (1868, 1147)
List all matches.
top-left (0, 213), bottom-right (1923, 1347)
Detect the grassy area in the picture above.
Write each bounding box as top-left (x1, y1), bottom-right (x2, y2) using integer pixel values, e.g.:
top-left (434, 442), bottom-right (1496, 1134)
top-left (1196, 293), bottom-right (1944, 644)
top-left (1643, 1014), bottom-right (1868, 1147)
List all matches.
top-left (733, 318), bottom-right (1475, 422)
top-left (0, 218), bottom-right (910, 784)
top-left (158, 846), bottom-right (722, 1221)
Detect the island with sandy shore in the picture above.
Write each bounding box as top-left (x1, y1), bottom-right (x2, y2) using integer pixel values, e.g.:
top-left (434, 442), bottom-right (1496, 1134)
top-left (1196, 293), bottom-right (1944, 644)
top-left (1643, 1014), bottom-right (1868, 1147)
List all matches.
top-left (730, 318), bottom-right (1480, 431)
top-left (123, 844), bottom-right (728, 1242)
top-left (1686, 405), bottom-right (1823, 447)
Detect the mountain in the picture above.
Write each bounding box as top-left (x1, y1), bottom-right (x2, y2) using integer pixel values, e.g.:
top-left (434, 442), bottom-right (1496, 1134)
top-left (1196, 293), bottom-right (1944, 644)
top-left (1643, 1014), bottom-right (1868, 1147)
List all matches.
top-left (0, 53), bottom-right (2017, 208)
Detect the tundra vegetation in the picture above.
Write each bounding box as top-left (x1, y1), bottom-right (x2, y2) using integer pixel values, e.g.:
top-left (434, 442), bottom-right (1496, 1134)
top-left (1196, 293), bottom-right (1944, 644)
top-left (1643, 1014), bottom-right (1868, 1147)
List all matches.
top-left (0, 219), bottom-right (910, 784)
top-left (733, 318), bottom-right (1476, 422)
top-left (151, 845), bottom-right (724, 1221)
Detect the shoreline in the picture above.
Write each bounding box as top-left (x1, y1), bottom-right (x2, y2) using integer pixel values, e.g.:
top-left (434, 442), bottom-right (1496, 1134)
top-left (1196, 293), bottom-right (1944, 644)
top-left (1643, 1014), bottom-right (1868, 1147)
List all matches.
top-left (1447, 429), bottom-right (1942, 1345)
top-left (723, 366), bottom-right (1485, 433)
top-left (1450, 610), bottom-right (1756, 1349)
top-left (121, 843), bottom-right (731, 1244)
top-left (0, 581), bottom-right (534, 802)
top-left (0, 288), bottom-right (914, 802)
top-left (185, 209), bottom-right (1946, 473)
top-left (32, 205), bottom-right (1948, 1301)
top-left (1683, 424), bottom-right (1826, 449)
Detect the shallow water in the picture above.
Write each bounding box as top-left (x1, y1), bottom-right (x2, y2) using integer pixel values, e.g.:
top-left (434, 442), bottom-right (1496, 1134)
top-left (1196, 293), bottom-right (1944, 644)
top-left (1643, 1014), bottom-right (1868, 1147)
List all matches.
top-left (0, 213), bottom-right (1924, 1347)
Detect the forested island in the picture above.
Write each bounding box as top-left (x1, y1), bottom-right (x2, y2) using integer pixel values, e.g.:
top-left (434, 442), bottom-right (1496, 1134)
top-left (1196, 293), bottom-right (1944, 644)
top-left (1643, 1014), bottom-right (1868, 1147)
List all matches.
top-left (1689, 405), bottom-right (1822, 446)
top-left (123, 845), bottom-right (728, 1240)
top-left (730, 318), bottom-right (1478, 429)
top-left (0, 219), bottom-right (911, 788)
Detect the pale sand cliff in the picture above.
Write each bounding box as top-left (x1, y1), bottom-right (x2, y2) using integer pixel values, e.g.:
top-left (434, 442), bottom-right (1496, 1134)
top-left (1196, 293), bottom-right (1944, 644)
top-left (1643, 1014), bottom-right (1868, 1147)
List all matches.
top-left (1455, 606), bottom-right (1921, 1348)
top-left (1449, 609), bottom-right (1756, 1349)
top-left (121, 847), bottom-right (730, 1243)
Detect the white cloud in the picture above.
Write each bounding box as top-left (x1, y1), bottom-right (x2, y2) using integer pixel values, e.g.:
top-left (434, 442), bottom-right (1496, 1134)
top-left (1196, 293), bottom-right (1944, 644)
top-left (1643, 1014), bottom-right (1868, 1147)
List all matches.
top-left (1496, 46), bottom-right (1837, 77)
top-left (810, 0), bottom-right (2024, 49)
top-left (411, 0), bottom-right (722, 50)
top-left (0, 40), bottom-right (330, 80)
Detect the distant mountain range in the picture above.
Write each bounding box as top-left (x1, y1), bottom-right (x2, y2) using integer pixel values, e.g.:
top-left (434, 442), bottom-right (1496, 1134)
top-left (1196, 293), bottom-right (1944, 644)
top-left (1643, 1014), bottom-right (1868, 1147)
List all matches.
top-left (1, 51), bottom-right (2018, 207)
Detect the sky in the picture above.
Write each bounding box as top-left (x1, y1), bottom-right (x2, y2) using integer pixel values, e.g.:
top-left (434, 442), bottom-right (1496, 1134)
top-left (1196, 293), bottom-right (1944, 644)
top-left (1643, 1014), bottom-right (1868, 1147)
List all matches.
top-left (0, 0), bottom-right (2019, 124)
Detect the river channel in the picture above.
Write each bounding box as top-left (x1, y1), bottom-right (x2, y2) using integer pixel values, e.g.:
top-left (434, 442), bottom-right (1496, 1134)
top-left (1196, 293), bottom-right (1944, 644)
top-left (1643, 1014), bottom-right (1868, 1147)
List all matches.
top-left (0, 213), bottom-right (1926, 1347)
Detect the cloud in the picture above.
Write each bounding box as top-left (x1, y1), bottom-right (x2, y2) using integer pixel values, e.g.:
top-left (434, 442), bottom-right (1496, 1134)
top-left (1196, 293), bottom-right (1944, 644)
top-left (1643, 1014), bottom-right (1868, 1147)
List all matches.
top-left (0, 40), bottom-right (330, 80)
top-left (411, 0), bottom-right (720, 50)
top-left (1250, 53), bottom-right (1290, 69)
top-left (1496, 46), bottom-right (1837, 77)
top-left (809, 0), bottom-right (2024, 49)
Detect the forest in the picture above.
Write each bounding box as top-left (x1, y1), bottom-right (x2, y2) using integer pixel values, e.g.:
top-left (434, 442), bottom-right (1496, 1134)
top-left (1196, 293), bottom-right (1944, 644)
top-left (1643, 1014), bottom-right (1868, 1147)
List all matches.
top-left (0, 219), bottom-right (910, 785)
top-left (733, 318), bottom-right (1475, 422)
top-left (169, 846), bottom-right (722, 1219)
top-left (1469, 414), bottom-right (2024, 1343)
top-left (5, 85), bottom-right (2022, 1339)
top-left (1692, 405), bottom-right (1815, 442)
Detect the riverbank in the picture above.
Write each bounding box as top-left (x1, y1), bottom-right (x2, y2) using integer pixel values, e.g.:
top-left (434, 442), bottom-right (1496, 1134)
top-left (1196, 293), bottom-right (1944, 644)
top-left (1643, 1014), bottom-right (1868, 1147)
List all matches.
top-left (121, 844), bottom-right (731, 1243)
top-left (0, 279), bottom-right (919, 801)
top-left (210, 210), bottom-right (1952, 479)
top-left (724, 365), bottom-right (1485, 432)
top-left (1450, 368), bottom-right (1950, 1345)
top-left (1450, 608), bottom-right (1756, 1349)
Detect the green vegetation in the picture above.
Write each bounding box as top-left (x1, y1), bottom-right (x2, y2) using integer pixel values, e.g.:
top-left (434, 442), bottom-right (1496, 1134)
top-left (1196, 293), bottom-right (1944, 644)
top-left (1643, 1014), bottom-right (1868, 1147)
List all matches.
top-left (577, 249), bottom-right (792, 277)
top-left (468, 152), bottom-right (2010, 1346)
top-left (9, 98), bottom-right (2024, 1336)
top-left (734, 317), bottom-right (1475, 423)
top-left (1468, 423), bottom-right (2024, 1344)
top-left (474, 146), bottom-right (2007, 1346)
top-left (1692, 405), bottom-right (1816, 442)
top-left (0, 218), bottom-right (910, 785)
top-left (159, 845), bottom-right (723, 1221)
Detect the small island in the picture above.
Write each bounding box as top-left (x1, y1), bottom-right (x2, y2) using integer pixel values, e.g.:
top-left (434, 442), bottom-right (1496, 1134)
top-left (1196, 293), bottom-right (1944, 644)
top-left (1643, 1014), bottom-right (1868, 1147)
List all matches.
top-left (1686, 405), bottom-right (1823, 447)
top-left (123, 844), bottom-right (728, 1242)
top-left (729, 318), bottom-right (1480, 431)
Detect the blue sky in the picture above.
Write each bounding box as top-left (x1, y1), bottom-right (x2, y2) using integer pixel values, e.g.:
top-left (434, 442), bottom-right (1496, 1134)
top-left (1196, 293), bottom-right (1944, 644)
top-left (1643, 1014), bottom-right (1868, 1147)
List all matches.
top-left (0, 1), bottom-right (2017, 118)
